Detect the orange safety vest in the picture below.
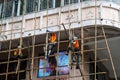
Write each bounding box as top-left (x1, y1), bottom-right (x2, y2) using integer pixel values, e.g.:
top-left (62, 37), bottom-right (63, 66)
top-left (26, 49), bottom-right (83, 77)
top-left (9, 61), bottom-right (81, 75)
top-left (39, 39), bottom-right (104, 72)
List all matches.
top-left (72, 40), bottom-right (79, 48)
top-left (14, 49), bottom-right (19, 56)
top-left (49, 33), bottom-right (56, 43)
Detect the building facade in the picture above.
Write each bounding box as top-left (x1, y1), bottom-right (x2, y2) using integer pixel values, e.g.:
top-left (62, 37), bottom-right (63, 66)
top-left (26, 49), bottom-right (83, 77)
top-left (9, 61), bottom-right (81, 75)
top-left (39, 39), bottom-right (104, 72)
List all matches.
top-left (0, 0), bottom-right (120, 80)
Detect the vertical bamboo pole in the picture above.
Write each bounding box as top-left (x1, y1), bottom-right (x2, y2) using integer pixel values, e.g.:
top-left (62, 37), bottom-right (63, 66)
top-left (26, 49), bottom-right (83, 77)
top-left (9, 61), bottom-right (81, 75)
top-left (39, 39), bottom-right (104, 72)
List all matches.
top-left (31, 0), bottom-right (37, 79)
top-left (94, 0), bottom-right (97, 80)
top-left (16, 0), bottom-right (25, 79)
top-left (0, 0), bottom-right (6, 35)
top-left (80, 0), bottom-right (85, 80)
top-left (56, 0), bottom-right (62, 80)
top-left (5, 0), bottom-right (14, 80)
top-left (68, 0), bottom-right (71, 80)
top-left (44, 0), bottom-right (49, 79)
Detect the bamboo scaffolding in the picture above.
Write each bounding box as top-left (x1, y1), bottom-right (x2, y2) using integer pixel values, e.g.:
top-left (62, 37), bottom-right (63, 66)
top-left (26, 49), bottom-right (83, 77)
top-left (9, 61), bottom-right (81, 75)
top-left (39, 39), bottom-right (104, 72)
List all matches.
top-left (94, 0), bottom-right (97, 80)
top-left (30, 0), bottom-right (38, 79)
top-left (0, 0), bottom-right (118, 80)
top-left (5, 0), bottom-right (14, 80)
top-left (101, 20), bottom-right (118, 80)
top-left (68, 0), bottom-right (72, 80)
top-left (55, 0), bottom-right (62, 79)
top-left (80, 0), bottom-right (85, 80)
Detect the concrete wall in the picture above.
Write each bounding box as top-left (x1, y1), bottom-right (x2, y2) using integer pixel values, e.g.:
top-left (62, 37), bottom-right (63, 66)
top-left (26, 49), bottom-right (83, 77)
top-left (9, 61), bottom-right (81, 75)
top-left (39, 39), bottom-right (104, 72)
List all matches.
top-left (0, 1), bottom-right (120, 41)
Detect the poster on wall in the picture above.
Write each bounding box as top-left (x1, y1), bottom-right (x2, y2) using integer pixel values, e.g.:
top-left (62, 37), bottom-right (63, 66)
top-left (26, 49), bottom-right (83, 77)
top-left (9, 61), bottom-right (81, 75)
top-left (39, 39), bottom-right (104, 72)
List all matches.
top-left (38, 51), bottom-right (69, 78)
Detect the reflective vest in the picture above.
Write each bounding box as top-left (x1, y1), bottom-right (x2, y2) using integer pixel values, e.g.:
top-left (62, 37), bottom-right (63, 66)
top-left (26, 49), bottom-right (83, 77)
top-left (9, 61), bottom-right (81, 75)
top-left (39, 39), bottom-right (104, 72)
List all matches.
top-left (72, 40), bottom-right (79, 48)
top-left (14, 49), bottom-right (19, 56)
top-left (49, 33), bottom-right (56, 43)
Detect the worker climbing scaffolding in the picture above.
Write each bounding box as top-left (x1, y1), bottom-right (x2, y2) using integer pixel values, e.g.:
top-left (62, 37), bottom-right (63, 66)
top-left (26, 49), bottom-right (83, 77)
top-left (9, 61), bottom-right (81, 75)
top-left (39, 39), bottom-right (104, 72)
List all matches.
top-left (43, 30), bottom-right (57, 76)
top-left (62, 23), bottom-right (84, 79)
top-left (13, 47), bottom-right (23, 59)
top-left (48, 33), bottom-right (56, 55)
top-left (13, 45), bottom-right (23, 74)
top-left (68, 36), bottom-right (81, 69)
top-left (44, 30), bottom-right (57, 58)
top-left (62, 23), bottom-right (81, 69)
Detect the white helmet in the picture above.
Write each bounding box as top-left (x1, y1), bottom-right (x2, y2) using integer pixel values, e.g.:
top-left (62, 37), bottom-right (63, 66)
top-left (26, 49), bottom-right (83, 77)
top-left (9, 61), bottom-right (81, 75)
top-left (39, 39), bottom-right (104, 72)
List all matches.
top-left (73, 36), bottom-right (78, 40)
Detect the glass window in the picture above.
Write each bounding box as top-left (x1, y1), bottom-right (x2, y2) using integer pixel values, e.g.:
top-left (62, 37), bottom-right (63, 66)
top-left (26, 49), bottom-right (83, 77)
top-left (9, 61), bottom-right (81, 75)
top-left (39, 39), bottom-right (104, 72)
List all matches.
top-left (64, 0), bottom-right (70, 5)
top-left (26, 0), bottom-right (36, 13)
top-left (1, 0), bottom-right (24, 18)
top-left (112, 0), bottom-right (120, 4)
top-left (55, 0), bottom-right (61, 7)
top-left (49, 0), bottom-right (53, 8)
top-left (71, 0), bottom-right (78, 3)
top-left (0, 3), bottom-right (3, 19)
top-left (40, 0), bottom-right (47, 10)
top-left (20, 0), bottom-right (24, 15)
top-left (40, 0), bottom-right (53, 10)
top-left (4, 0), bottom-right (13, 18)
top-left (26, 0), bottom-right (39, 13)
top-left (81, 0), bottom-right (93, 1)
top-left (14, 0), bottom-right (19, 16)
top-left (64, 0), bottom-right (78, 5)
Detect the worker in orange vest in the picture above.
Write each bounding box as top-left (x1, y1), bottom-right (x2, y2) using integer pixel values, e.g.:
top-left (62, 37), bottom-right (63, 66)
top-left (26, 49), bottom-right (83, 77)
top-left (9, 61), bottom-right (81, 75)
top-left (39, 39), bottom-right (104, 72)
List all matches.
top-left (43, 30), bottom-right (57, 59)
top-left (72, 39), bottom-right (79, 49)
top-left (13, 45), bottom-right (23, 74)
top-left (13, 49), bottom-right (19, 57)
top-left (73, 37), bottom-right (80, 69)
top-left (13, 46), bottom-right (23, 59)
top-left (68, 36), bottom-right (80, 69)
top-left (49, 33), bottom-right (56, 43)
top-left (47, 32), bottom-right (56, 56)
top-left (48, 32), bottom-right (57, 76)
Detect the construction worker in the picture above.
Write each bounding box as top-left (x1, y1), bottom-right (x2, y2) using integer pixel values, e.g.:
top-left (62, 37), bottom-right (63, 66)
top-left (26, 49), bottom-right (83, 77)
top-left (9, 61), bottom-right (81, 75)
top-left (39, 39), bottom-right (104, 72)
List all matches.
top-left (43, 30), bottom-right (57, 59)
top-left (48, 32), bottom-right (56, 56)
top-left (47, 32), bottom-right (57, 76)
top-left (72, 38), bottom-right (79, 49)
top-left (73, 37), bottom-right (80, 69)
top-left (13, 48), bottom-right (22, 59)
top-left (13, 49), bottom-right (19, 57)
top-left (49, 33), bottom-right (56, 43)
top-left (68, 36), bottom-right (80, 69)
top-left (13, 46), bottom-right (23, 74)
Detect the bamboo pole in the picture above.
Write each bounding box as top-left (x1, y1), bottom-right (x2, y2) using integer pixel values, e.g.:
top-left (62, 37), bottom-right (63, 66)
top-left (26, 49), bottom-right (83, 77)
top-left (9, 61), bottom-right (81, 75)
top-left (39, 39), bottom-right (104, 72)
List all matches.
top-left (30, 0), bottom-right (37, 79)
top-left (94, 0), bottom-right (97, 80)
top-left (56, 0), bottom-right (62, 79)
top-left (5, 0), bottom-right (14, 80)
top-left (102, 26), bottom-right (118, 80)
top-left (80, 0), bottom-right (85, 80)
